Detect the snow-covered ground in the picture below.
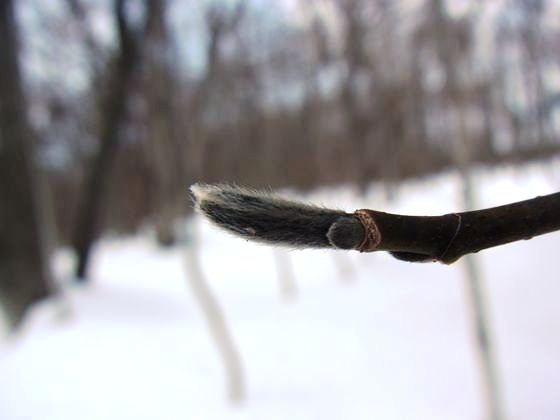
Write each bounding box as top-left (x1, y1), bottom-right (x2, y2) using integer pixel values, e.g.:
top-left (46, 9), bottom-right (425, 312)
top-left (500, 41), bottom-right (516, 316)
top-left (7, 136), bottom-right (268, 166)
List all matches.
top-left (1, 161), bottom-right (560, 420)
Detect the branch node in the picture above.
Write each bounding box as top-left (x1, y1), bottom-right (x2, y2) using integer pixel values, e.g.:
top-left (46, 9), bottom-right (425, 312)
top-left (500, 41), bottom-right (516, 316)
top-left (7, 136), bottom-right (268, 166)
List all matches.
top-left (438, 213), bottom-right (462, 263)
top-left (354, 209), bottom-right (382, 252)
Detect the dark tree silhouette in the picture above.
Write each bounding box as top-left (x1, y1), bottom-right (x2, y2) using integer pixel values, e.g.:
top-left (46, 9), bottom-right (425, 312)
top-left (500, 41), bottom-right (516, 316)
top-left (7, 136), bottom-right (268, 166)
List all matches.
top-left (72, 0), bottom-right (149, 281)
top-left (0, 0), bottom-right (52, 327)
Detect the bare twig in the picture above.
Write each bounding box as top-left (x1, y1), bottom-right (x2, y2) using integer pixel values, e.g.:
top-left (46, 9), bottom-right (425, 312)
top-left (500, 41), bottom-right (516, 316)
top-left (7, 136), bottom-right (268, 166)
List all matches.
top-left (190, 184), bottom-right (560, 264)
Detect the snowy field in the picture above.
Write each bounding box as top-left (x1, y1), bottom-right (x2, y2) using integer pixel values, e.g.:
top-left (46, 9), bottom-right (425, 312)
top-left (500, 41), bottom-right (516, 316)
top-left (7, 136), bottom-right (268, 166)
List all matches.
top-left (1, 161), bottom-right (560, 420)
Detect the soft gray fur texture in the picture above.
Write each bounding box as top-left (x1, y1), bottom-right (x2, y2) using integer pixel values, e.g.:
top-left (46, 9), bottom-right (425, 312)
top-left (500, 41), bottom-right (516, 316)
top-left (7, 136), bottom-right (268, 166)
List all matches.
top-left (190, 183), bottom-right (358, 249)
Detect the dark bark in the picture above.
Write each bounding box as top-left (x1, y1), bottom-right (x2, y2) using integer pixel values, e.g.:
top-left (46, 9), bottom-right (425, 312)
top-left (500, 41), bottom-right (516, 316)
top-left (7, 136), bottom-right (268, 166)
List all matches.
top-left (0, 0), bottom-right (52, 327)
top-left (192, 184), bottom-right (560, 265)
top-left (72, 0), bottom-right (142, 280)
top-left (334, 192), bottom-right (560, 264)
top-left (143, 0), bottom-right (183, 246)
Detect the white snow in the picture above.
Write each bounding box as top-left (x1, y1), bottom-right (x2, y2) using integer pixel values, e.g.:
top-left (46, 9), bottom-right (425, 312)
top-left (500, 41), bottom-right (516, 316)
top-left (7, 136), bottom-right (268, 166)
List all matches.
top-left (1, 161), bottom-right (560, 420)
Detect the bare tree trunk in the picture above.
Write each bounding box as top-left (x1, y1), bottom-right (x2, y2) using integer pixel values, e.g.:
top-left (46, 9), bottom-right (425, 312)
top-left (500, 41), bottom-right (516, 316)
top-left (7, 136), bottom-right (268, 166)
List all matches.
top-left (428, 1), bottom-right (505, 417)
top-left (331, 251), bottom-right (355, 284)
top-left (272, 250), bottom-right (298, 300)
top-left (184, 219), bottom-right (246, 403)
top-left (187, 3), bottom-right (245, 182)
top-left (462, 234), bottom-right (504, 420)
top-left (0, 0), bottom-right (52, 328)
top-left (337, 0), bottom-right (374, 189)
top-left (72, 0), bottom-right (143, 280)
top-left (458, 145), bottom-right (504, 420)
top-left (143, 0), bottom-right (184, 246)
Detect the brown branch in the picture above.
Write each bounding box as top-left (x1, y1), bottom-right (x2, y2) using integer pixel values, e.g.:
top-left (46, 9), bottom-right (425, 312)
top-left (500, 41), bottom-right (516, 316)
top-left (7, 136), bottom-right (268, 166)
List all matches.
top-left (191, 184), bottom-right (560, 264)
top-left (342, 192), bottom-right (560, 263)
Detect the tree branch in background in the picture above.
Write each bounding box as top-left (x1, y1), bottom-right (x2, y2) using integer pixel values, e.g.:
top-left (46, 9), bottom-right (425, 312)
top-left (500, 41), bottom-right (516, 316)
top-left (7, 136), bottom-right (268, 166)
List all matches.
top-left (191, 184), bottom-right (560, 265)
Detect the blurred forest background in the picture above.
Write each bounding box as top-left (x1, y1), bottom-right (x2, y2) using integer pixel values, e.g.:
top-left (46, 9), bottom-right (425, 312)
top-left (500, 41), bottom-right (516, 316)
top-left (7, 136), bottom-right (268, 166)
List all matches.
top-left (2, 2), bottom-right (560, 418)
top-left (2, 0), bottom-right (560, 323)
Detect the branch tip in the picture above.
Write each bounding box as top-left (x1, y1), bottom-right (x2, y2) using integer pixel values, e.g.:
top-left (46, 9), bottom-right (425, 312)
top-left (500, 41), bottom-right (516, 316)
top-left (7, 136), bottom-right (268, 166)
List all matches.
top-left (188, 183), bottom-right (349, 249)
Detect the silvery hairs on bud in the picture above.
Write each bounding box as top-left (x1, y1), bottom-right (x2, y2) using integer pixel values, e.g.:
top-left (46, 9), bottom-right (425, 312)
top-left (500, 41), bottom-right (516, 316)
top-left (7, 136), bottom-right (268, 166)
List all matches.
top-left (190, 183), bottom-right (364, 249)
